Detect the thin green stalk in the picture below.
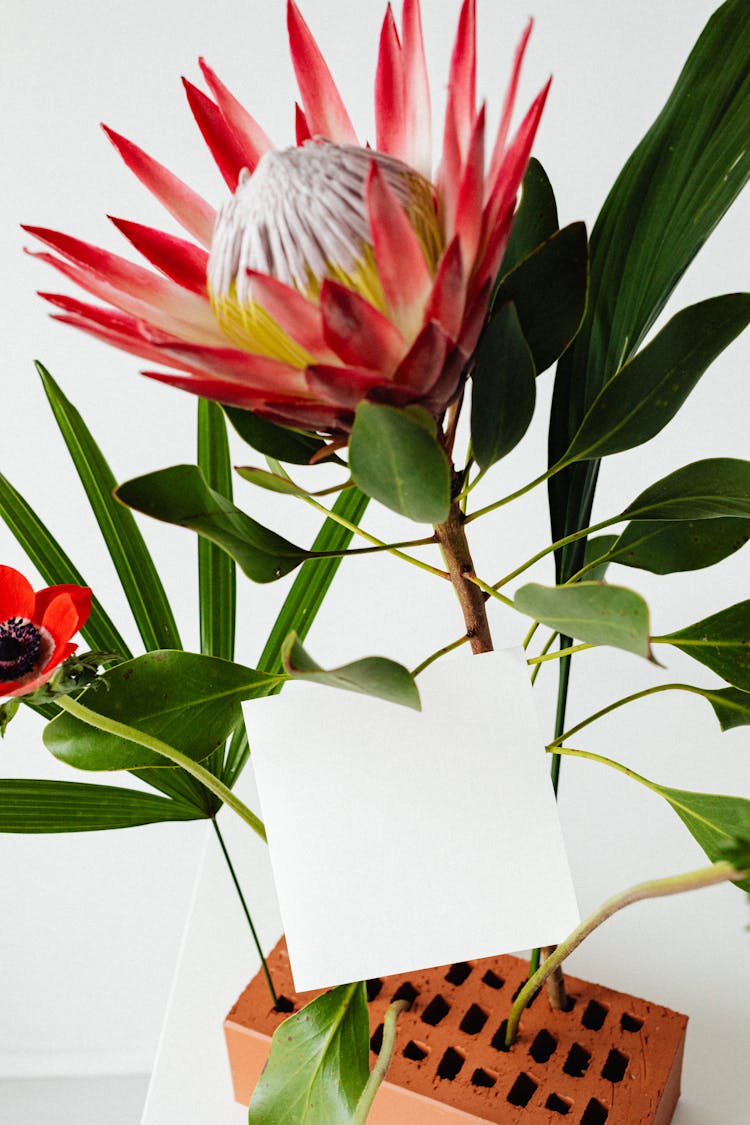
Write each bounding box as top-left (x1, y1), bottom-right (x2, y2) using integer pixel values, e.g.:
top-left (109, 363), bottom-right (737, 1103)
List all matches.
top-left (492, 517), bottom-right (616, 591)
top-left (465, 467), bottom-right (557, 523)
top-left (212, 820), bottom-right (277, 1006)
top-left (529, 632), bottom-right (558, 686)
top-left (549, 683), bottom-right (709, 748)
top-left (352, 999), bottom-right (410, 1125)
top-left (522, 620), bottom-right (541, 650)
top-left (411, 634), bottom-right (470, 678)
top-left (55, 696), bottom-right (267, 842)
top-left (526, 642), bottom-right (594, 666)
top-left (508, 860), bottom-right (744, 1046)
top-left (464, 572), bottom-right (517, 610)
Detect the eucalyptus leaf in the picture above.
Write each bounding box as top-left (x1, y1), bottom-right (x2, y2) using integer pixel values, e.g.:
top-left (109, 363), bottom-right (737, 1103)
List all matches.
top-left (116, 464), bottom-right (310, 583)
top-left (548, 0), bottom-right (750, 579)
top-left (498, 158), bottom-right (559, 279)
top-left (515, 582), bottom-right (652, 659)
top-left (248, 983), bottom-right (370, 1125)
top-left (659, 601), bottom-right (750, 691)
top-left (235, 466), bottom-right (308, 497)
top-left (471, 303), bottom-right (536, 470)
top-left (620, 459), bottom-right (750, 522)
top-left (609, 517), bottom-right (750, 574)
top-left (282, 633), bottom-right (421, 711)
top-left (44, 651), bottom-right (278, 771)
top-left (492, 222), bottom-right (588, 374)
top-left (650, 783), bottom-right (750, 894)
top-left (702, 686), bottom-right (750, 732)
top-left (349, 403), bottom-right (451, 524)
top-left (563, 295), bottom-right (750, 463)
top-left (0, 779), bottom-right (205, 832)
top-left (582, 535), bottom-right (618, 582)
top-left (223, 405), bottom-right (328, 465)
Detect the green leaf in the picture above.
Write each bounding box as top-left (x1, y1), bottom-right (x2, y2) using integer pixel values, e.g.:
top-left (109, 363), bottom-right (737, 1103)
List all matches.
top-left (548, 0), bottom-right (750, 578)
top-left (349, 403), bottom-right (451, 523)
top-left (248, 983), bottom-right (370, 1125)
top-left (223, 405), bottom-right (329, 465)
top-left (197, 400), bottom-right (236, 662)
top-left (659, 601), bottom-right (750, 690)
top-left (621, 459), bottom-right (750, 521)
top-left (471, 303), bottom-right (536, 470)
top-left (493, 223), bottom-right (589, 375)
top-left (0, 472), bottom-right (129, 658)
top-left (515, 582), bottom-right (652, 658)
top-left (43, 651), bottom-right (278, 771)
top-left (581, 535), bottom-right (618, 582)
top-left (37, 363), bottom-right (181, 651)
top-left (116, 464), bottom-right (310, 583)
top-left (608, 517), bottom-right (750, 574)
top-left (498, 158), bottom-right (559, 279)
top-left (563, 295), bottom-right (750, 463)
top-left (649, 783), bottom-right (750, 894)
top-left (702, 686), bottom-right (750, 732)
top-left (235, 466), bottom-right (308, 497)
top-left (282, 633), bottom-right (421, 710)
top-left (0, 779), bottom-right (205, 832)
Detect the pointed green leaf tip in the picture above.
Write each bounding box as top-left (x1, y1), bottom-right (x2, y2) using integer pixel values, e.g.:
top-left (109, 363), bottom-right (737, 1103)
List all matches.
top-left (515, 583), bottom-right (652, 659)
top-left (660, 601), bottom-right (750, 691)
top-left (349, 402), bottom-right (451, 524)
top-left (248, 983), bottom-right (370, 1124)
top-left (282, 633), bottom-right (421, 710)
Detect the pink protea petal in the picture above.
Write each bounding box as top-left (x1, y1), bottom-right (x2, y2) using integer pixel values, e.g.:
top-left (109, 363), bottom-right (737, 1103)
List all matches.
top-left (295, 103), bottom-right (312, 145)
top-left (260, 400), bottom-right (351, 432)
top-left (245, 270), bottom-right (335, 359)
top-left (320, 279), bottom-right (405, 372)
top-left (287, 0), bottom-right (358, 144)
top-left (182, 78), bottom-right (250, 190)
top-left (102, 125), bottom-right (216, 248)
top-left (151, 340), bottom-right (311, 395)
top-left (198, 59), bottom-right (273, 170)
top-left (108, 217), bottom-right (209, 296)
top-left (392, 321), bottom-right (449, 394)
top-left (33, 584), bottom-right (92, 633)
top-left (366, 163), bottom-right (431, 332)
top-left (454, 104), bottom-right (486, 275)
top-left (437, 100), bottom-right (462, 241)
top-left (484, 78), bottom-right (551, 235)
top-left (470, 200), bottom-right (514, 301)
top-left (443, 0), bottom-right (476, 162)
top-left (402, 0), bottom-right (431, 178)
top-left (424, 237), bottom-right (466, 341)
top-left (459, 277), bottom-right (493, 355)
top-left (487, 19), bottom-right (534, 195)
top-left (375, 6), bottom-right (405, 160)
top-left (306, 363), bottom-right (389, 408)
top-left (0, 566), bottom-right (35, 621)
top-left (421, 346), bottom-right (467, 413)
top-left (143, 368), bottom-right (277, 411)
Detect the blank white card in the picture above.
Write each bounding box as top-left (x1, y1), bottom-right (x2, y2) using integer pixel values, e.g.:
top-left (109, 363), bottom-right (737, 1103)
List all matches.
top-left (244, 648), bottom-right (579, 992)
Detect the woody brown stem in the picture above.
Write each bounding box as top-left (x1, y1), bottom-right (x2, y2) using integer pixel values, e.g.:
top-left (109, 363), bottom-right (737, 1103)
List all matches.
top-left (434, 491), bottom-right (494, 655)
top-left (542, 945), bottom-right (570, 1010)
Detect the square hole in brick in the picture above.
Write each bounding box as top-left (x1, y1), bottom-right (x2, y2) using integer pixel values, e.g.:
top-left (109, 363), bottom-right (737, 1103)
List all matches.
top-left (437, 1047), bottom-right (465, 1081)
top-left (370, 1024), bottom-right (384, 1055)
top-left (507, 1072), bottom-right (538, 1108)
top-left (392, 981), bottom-right (418, 1007)
top-left (601, 1048), bottom-right (629, 1083)
top-left (421, 995), bottom-right (450, 1026)
top-left (529, 1028), bottom-right (557, 1064)
top-left (482, 968), bottom-right (504, 989)
top-left (403, 1040), bottom-right (429, 1062)
top-left (490, 1020), bottom-right (509, 1052)
top-left (581, 999), bottom-right (608, 1030)
top-left (562, 1042), bottom-right (591, 1078)
top-left (445, 962), bottom-right (472, 985)
top-left (471, 1067), bottom-right (498, 1089)
top-left (545, 1092), bottom-right (572, 1116)
top-left (620, 1011), bottom-right (644, 1033)
top-left (580, 1097), bottom-right (609, 1125)
top-left (365, 978), bottom-right (383, 1002)
top-left (459, 1003), bottom-right (488, 1035)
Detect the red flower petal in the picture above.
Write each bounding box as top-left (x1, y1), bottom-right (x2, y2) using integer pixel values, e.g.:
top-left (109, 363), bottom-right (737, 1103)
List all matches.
top-left (287, 0), bottom-right (358, 144)
top-left (392, 321), bottom-right (449, 395)
top-left (109, 217), bottom-right (209, 296)
top-left (198, 59), bottom-right (273, 171)
top-left (245, 271), bottom-right (334, 359)
top-left (102, 125), bottom-right (216, 248)
top-left (150, 342), bottom-right (310, 395)
top-left (182, 78), bottom-right (250, 191)
top-left (366, 163), bottom-right (432, 331)
top-left (487, 19), bottom-right (534, 192)
top-left (424, 237), bottom-right (466, 341)
top-left (295, 103), bottom-right (312, 145)
top-left (306, 363), bottom-right (389, 408)
top-left (320, 279), bottom-right (405, 372)
top-left (34, 584), bottom-right (92, 634)
top-left (454, 104), bottom-right (486, 274)
top-left (375, 6), bottom-right (405, 161)
top-left (443, 0), bottom-right (476, 163)
top-left (0, 566), bottom-right (35, 621)
top-left (402, 0), bottom-right (431, 178)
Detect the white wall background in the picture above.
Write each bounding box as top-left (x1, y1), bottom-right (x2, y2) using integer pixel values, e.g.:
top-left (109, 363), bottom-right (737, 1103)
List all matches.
top-left (0, 0), bottom-right (748, 1113)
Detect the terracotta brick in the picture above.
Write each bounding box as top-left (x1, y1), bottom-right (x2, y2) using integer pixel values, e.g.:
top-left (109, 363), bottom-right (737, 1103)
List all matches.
top-left (225, 938), bottom-right (687, 1123)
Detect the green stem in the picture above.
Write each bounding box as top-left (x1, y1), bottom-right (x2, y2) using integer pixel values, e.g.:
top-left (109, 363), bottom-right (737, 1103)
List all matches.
top-left (464, 572), bottom-right (517, 611)
top-left (212, 820), bottom-right (277, 1006)
top-left (492, 517), bottom-right (616, 591)
top-left (55, 695), bottom-right (267, 842)
top-left (507, 860), bottom-right (744, 1046)
top-left (529, 632), bottom-right (558, 686)
top-left (526, 642), bottom-right (594, 666)
top-left (411, 634), bottom-right (470, 678)
top-left (549, 683), bottom-right (709, 748)
top-left (465, 467), bottom-right (557, 523)
top-left (352, 999), bottom-right (410, 1125)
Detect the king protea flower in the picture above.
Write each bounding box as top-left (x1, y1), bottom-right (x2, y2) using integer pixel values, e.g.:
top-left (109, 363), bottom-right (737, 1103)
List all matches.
top-left (25, 0), bottom-right (548, 436)
top-left (0, 567), bottom-right (92, 699)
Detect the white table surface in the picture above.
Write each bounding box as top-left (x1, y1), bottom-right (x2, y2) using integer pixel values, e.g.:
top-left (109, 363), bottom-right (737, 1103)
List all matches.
top-left (141, 769), bottom-right (749, 1125)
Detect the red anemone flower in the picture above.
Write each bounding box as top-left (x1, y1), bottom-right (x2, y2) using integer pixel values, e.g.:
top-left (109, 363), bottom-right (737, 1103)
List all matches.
top-left (0, 567), bottom-right (92, 699)
top-left (25, 0), bottom-right (548, 436)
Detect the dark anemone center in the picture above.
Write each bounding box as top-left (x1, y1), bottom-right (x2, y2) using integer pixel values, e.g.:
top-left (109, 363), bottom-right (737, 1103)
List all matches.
top-left (0, 617), bottom-right (42, 681)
